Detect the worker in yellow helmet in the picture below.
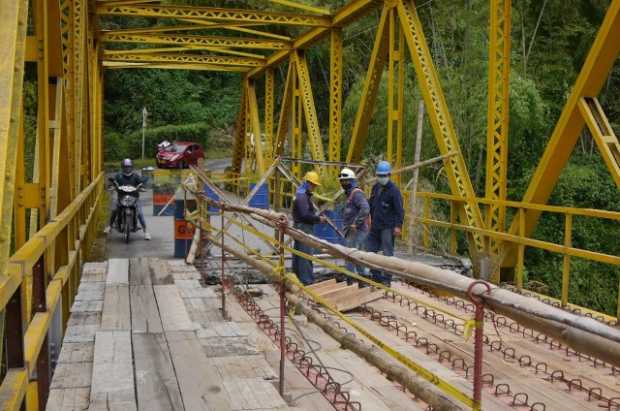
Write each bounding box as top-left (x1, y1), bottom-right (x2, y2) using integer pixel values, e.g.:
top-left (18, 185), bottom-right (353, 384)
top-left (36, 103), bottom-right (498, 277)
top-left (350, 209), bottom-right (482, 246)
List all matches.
top-left (292, 171), bottom-right (327, 285)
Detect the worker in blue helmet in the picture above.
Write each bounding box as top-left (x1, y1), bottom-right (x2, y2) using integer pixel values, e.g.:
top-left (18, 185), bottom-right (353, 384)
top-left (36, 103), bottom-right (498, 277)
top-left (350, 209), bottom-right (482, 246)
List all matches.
top-left (367, 160), bottom-right (404, 287)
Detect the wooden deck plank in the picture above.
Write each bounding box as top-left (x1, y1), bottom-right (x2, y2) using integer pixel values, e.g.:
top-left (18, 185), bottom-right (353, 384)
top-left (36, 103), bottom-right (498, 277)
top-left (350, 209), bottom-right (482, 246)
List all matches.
top-left (166, 331), bottom-right (232, 411)
top-left (90, 331), bottom-right (136, 410)
top-left (306, 279), bottom-right (336, 291)
top-left (130, 285), bottom-right (163, 334)
top-left (154, 285), bottom-right (195, 331)
top-left (101, 285), bottom-right (131, 331)
top-left (46, 388), bottom-right (90, 411)
top-left (133, 333), bottom-right (184, 411)
top-left (71, 299), bottom-right (103, 313)
top-left (49, 362), bottom-right (92, 389)
top-left (75, 282), bottom-right (105, 301)
top-left (130, 257), bottom-right (153, 285)
top-left (107, 258), bottom-right (130, 285)
top-left (57, 342), bottom-right (94, 364)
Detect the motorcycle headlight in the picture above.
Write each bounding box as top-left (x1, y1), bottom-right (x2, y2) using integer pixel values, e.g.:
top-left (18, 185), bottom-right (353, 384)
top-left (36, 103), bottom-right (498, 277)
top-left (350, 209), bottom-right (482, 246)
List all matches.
top-left (120, 196), bottom-right (136, 207)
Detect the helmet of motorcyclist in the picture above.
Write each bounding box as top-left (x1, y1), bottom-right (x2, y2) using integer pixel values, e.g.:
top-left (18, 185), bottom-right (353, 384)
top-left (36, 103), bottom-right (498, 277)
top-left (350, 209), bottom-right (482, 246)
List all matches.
top-left (376, 160), bottom-right (392, 176)
top-left (339, 168), bottom-right (356, 180)
top-left (121, 158), bottom-right (134, 176)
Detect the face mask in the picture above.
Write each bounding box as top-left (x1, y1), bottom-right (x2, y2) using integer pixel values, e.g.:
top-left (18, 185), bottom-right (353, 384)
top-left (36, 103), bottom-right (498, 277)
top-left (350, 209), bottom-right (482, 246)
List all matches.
top-left (378, 176), bottom-right (389, 186)
top-left (340, 181), bottom-right (351, 190)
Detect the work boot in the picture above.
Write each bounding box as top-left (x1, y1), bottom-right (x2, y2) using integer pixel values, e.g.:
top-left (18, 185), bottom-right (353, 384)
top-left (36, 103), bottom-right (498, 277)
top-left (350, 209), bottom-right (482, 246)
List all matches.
top-left (104, 226), bottom-right (111, 234)
top-left (144, 231), bottom-right (152, 240)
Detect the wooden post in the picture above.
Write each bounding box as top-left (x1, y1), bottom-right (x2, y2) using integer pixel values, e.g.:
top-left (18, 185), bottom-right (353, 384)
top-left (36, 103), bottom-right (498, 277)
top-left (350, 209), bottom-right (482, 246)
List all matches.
top-left (408, 100), bottom-right (424, 253)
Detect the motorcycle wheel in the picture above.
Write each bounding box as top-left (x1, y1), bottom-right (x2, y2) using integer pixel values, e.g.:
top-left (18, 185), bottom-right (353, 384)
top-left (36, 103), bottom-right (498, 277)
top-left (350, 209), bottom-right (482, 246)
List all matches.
top-left (124, 210), bottom-right (131, 243)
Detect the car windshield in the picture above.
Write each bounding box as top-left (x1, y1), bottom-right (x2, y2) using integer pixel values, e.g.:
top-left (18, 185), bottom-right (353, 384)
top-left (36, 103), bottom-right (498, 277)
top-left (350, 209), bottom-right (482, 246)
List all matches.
top-left (171, 144), bottom-right (188, 153)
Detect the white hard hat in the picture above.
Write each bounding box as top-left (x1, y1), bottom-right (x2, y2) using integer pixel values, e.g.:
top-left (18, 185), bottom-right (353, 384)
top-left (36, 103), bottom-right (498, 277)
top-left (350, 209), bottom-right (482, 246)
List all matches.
top-left (339, 168), bottom-right (356, 180)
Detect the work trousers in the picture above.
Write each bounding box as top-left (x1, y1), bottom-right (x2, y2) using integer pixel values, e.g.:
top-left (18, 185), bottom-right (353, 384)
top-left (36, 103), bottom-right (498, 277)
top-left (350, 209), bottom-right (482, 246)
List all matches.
top-left (366, 228), bottom-right (394, 286)
top-left (292, 223), bottom-right (315, 285)
top-left (344, 229), bottom-right (369, 284)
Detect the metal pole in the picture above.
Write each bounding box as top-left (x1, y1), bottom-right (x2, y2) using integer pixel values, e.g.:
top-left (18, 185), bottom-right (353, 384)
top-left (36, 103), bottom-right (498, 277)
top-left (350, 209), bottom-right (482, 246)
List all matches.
top-left (467, 280), bottom-right (490, 411)
top-left (278, 223), bottom-right (286, 396)
top-left (220, 205), bottom-right (227, 319)
top-left (141, 107), bottom-right (147, 160)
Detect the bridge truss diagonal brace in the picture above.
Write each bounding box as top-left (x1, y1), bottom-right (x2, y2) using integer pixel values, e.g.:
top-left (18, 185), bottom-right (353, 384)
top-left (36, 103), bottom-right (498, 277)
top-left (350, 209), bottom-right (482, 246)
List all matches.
top-left (99, 32), bottom-right (290, 50)
top-left (328, 28), bottom-right (343, 166)
top-left (502, 1), bottom-right (620, 262)
top-left (103, 52), bottom-right (263, 67)
top-left (231, 86), bottom-right (247, 175)
top-left (275, 61), bottom-right (294, 158)
top-left (396, 0), bottom-right (486, 252)
top-left (0, 0), bottom-right (29, 279)
top-left (95, 4), bottom-right (332, 27)
top-left (292, 50), bottom-right (325, 163)
top-left (485, 0), bottom-right (512, 255)
top-left (346, 4), bottom-right (390, 163)
top-left (578, 97), bottom-right (620, 188)
top-left (246, 78), bottom-right (267, 175)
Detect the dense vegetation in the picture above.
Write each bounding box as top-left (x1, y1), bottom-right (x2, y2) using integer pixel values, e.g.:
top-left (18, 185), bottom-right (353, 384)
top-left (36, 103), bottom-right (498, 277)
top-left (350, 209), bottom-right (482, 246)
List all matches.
top-left (102, 0), bottom-right (620, 313)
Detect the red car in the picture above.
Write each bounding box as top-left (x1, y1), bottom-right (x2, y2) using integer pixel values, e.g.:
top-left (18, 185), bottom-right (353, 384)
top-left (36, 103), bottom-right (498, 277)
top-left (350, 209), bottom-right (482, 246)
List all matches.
top-left (156, 141), bottom-right (204, 169)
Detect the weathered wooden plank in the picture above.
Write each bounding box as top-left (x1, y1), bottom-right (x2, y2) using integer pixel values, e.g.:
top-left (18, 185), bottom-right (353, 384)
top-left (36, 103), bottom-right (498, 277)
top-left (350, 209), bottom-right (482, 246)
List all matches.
top-left (107, 258), bottom-right (130, 285)
top-left (317, 284), bottom-right (358, 299)
top-left (50, 362), bottom-right (93, 389)
top-left (332, 288), bottom-right (381, 312)
top-left (64, 312), bottom-right (101, 343)
top-left (90, 331), bottom-right (136, 410)
top-left (166, 331), bottom-right (232, 411)
top-left (154, 285), bottom-right (195, 331)
top-left (46, 388), bottom-right (90, 411)
top-left (71, 299), bottom-right (103, 313)
top-left (101, 285), bottom-right (131, 331)
top-left (150, 259), bottom-right (175, 285)
top-left (82, 262), bottom-right (107, 275)
top-left (133, 333), bottom-right (183, 411)
top-left (57, 342), bottom-right (95, 364)
top-left (175, 279), bottom-right (215, 298)
top-left (212, 355), bottom-right (275, 379)
top-left (306, 278), bottom-right (336, 291)
top-left (130, 285), bottom-right (163, 334)
top-left (129, 257), bottom-right (153, 286)
top-left (75, 282), bottom-right (105, 301)
top-left (184, 297), bottom-right (223, 327)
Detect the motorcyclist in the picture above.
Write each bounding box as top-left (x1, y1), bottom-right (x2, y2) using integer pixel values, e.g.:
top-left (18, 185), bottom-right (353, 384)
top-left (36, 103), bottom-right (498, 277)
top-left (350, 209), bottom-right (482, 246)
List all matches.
top-left (104, 158), bottom-right (151, 240)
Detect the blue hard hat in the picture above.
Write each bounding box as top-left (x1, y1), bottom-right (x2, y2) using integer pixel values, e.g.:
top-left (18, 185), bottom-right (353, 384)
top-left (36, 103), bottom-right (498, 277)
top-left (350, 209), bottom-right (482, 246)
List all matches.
top-left (376, 160), bottom-right (391, 176)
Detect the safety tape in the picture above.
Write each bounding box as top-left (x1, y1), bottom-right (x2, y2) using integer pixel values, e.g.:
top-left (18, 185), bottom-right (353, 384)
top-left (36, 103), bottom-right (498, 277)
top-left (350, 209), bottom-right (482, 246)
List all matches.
top-left (191, 212), bottom-right (477, 409)
top-left (226, 217), bottom-right (472, 324)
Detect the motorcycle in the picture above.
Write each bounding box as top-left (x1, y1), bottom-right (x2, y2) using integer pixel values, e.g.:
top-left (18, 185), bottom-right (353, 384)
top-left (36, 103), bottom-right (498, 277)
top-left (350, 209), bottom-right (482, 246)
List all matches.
top-left (109, 178), bottom-right (144, 243)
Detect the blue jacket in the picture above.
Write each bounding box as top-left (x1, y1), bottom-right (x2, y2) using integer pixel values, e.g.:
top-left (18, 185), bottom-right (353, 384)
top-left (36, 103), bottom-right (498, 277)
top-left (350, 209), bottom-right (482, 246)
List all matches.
top-left (369, 180), bottom-right (404, 230)
top-left (292, 183), bottom-right (320, 225)
top-left (342, 183), bottom-right (370, 231)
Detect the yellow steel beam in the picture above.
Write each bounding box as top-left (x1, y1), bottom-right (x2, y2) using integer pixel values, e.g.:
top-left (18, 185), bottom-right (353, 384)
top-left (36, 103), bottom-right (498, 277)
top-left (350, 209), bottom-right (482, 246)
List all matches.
top-left (293, 50), bottom-right (325, 162)
top-left (485, 0), bottom-right (512, 263)
top-left (578, 97), bottom-right (620, 188)
top-left (505, 0), bottom-right (620, 255)
top-left (0, 0), bottom-right (29, 285)
top-left (218, 25), bottom-right (293, 41)
top-left (275, 62), bottom-right (294, 157)
top-left (328, 28), bottom-right (343, 165)
top-left (247, 0), bottom-right (381, 78)
top-left (104, 52), bottom-right (263, 67)
top-left (268, 0), bottom-right (331, 15)
top-left (96, 4), bottom-right (331, 27)
top-left (265, 68), bottom-right (275, 159)
top-left (346, 4), bottom-right (389, 163)
top-left (397, 0), bottom-right (486, 251)
top-left (231, 86), bottom-right (247, 174)
top-left (100, 32), bottom-right (290, 50)
top-left (103, 46), bottom-right (266, 60)
top-left (102, 61), bottom-right (249, 72)
top-left (246, 79), bottom-right (267, 175)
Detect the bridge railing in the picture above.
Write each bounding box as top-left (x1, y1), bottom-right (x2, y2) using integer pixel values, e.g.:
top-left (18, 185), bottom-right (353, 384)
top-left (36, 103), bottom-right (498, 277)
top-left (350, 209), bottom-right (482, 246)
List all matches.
top-left (0, 173), bottom-right (104, 408)
top-left (411, 191), bottom-right (620, 319)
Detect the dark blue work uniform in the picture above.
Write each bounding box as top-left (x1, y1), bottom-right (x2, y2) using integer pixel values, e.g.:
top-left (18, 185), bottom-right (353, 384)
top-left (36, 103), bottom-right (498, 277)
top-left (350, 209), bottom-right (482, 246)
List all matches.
top-left (292, 183), bottom-right (321, 285)
top-left (367, 180), bottom-right (404, 285)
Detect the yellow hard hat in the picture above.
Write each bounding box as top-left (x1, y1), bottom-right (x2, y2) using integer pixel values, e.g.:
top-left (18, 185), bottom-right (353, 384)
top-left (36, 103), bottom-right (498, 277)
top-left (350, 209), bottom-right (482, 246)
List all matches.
top-left (304, 171), bottom-right (321, 186)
